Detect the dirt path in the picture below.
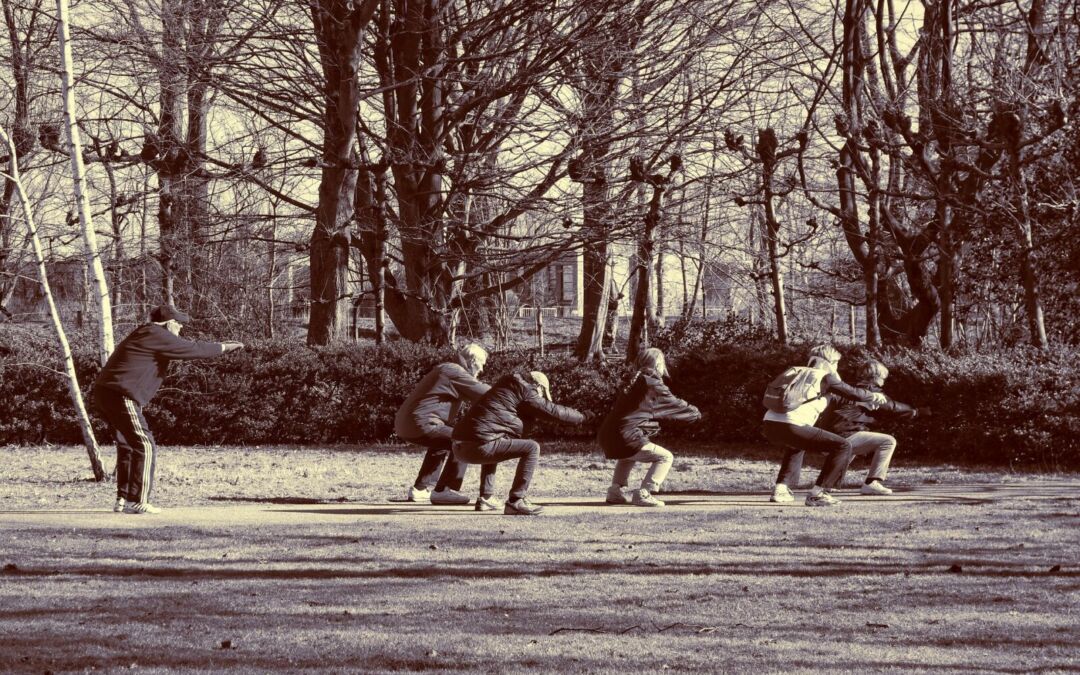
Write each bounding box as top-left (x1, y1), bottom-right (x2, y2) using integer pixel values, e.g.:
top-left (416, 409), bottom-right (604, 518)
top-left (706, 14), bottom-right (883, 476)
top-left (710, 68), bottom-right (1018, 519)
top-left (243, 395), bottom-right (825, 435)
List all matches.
top-left (2, 482), bottom-right (1076, 529)
top-left (1, 453), bottom-right (1077, 673)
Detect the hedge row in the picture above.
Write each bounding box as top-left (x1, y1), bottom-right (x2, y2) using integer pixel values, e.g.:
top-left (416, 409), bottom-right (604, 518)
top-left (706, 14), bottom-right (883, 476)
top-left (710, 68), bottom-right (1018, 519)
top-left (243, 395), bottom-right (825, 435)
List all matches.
top-left (1, 321), bottom-right (1078, 468)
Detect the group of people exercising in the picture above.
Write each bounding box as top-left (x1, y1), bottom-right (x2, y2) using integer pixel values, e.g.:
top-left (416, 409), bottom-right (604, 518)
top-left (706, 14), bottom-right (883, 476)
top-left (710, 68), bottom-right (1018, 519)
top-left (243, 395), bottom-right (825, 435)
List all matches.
top-left (93, 305), bottom-right (920, 516)
top-left (395, 343), bottom-right (921, 515)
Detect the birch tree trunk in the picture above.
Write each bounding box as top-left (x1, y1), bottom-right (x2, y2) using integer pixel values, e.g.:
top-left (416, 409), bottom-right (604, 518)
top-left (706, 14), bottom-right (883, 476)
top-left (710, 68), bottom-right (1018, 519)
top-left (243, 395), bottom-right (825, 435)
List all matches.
top-left (56, 0), bottom-right (114, 364)
top-left (1, 126), bottom-right (107, 481)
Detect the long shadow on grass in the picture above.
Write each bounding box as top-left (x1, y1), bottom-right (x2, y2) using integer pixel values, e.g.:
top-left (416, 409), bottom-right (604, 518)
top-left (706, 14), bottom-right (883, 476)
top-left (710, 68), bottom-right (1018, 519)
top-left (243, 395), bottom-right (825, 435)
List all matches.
top-left (6, 559), bottom-right (1077, 581)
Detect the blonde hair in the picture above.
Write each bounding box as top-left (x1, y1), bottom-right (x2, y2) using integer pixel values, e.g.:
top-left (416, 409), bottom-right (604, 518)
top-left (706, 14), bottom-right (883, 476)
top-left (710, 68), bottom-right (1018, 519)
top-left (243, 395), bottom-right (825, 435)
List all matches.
top-left (860, 359), bottom-right (889, 382)
top-left (639, 348), bottom-right (667, 377)
top-left (807, 344), bottom-right (840, 370)
top-left (457, 343), bottom-right (488, 365)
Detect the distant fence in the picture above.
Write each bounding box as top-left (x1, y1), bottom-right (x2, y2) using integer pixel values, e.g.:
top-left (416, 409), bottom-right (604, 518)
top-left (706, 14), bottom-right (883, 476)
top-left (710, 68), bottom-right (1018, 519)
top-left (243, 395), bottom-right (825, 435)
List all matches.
top-left (517, 305), bottom-right (571, 319)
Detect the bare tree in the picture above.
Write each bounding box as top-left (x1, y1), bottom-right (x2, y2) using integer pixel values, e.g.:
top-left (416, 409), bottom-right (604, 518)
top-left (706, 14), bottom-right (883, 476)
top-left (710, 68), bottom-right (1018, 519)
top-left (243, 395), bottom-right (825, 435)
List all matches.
top-left (57, 0), bottom-right (114, 362)
top-left (1, 125), bottom-right (106, 480)
top-left (0, 0), bottom-right (47, 320)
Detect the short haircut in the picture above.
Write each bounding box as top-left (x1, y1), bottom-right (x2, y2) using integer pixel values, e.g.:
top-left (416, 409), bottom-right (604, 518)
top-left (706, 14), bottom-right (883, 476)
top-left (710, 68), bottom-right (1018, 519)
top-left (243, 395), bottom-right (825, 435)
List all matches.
top-left (860, 359), bottom-right (889, 381)
top-left (458, 343), bottom-right (488, 363)
top-left (639, 347), bottom-right (667, 377)
top-left (808, 344), bottom-right (841, 363)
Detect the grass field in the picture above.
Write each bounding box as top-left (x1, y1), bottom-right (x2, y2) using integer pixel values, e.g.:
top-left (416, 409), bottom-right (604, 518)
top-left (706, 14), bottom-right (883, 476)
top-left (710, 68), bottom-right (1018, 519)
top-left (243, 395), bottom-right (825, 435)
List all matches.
top-left (0, 443), bottom-right (1077, 673)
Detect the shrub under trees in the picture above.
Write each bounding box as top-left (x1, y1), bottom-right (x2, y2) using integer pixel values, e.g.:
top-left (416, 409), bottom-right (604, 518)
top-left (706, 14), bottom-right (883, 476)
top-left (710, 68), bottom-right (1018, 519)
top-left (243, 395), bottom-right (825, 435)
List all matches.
top-left (2, 322), bottom-right (1076, 469)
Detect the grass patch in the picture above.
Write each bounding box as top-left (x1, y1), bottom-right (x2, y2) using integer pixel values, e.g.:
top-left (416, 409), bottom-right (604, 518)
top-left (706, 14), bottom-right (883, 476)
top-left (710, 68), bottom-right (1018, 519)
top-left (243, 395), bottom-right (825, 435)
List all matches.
top-left (0, 444), bottom-right (1077, 673)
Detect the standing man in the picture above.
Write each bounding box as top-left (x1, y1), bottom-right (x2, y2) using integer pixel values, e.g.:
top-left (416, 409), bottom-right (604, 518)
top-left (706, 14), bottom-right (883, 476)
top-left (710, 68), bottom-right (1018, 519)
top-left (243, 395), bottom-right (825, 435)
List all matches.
top-left (94, 305), bottom-right (244, 514)
top-left (395, 343), bottom-right (497, 509)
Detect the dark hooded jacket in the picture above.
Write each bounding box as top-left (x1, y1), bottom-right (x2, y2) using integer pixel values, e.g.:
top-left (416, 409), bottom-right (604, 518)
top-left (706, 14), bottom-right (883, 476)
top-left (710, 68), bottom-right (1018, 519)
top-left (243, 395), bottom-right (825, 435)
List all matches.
top-left (394, 362), bottom-right (490, 440)
top-left (597, 369), bottom-right (701, 459)
top-left (452, 372), bottom-right (585, 444)
top-left (818, 381), bottom-right (916, 437)
top-left (93, 324), bottom-right (224, 406)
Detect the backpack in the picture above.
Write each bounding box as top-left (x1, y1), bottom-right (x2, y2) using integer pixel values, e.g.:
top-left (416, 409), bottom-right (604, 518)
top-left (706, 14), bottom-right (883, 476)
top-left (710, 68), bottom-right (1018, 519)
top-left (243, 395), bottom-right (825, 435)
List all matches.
top-left (762, 366), bottom-right (825, 413)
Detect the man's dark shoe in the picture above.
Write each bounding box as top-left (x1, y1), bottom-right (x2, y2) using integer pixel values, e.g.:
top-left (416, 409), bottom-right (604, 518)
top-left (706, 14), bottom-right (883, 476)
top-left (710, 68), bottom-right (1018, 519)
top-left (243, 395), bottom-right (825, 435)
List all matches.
top-left (503, 498), bottom-right (544, 516)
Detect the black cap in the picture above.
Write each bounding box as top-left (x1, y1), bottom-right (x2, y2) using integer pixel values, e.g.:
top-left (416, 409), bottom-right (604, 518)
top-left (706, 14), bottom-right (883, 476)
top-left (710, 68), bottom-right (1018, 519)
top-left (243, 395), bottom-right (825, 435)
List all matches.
top-left (150, 304), bottom-right (191, 323)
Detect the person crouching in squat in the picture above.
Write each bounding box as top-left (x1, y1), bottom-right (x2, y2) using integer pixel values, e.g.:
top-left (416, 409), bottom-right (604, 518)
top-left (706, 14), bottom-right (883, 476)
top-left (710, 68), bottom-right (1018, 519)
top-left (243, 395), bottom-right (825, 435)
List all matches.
top-left (451, 371), bottom-right (589, 516)
top-left (819, 359), bottom-right (925, 496)
top-left (598, 348), bottom-right (701, 507)
top-left (394, 343), bottom-right (497, 509)
top-left (764, 344), bottom-right (887, 507)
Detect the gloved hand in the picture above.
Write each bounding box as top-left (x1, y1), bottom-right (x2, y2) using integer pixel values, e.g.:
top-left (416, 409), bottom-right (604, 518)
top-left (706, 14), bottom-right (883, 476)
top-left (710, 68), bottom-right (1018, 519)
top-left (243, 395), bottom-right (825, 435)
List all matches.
top-left (641, 420), bottom-right (661, 437)
top-left (581, 410), bottom-right (599, 425)
top-left (869, 392), bottom-right (888, 407)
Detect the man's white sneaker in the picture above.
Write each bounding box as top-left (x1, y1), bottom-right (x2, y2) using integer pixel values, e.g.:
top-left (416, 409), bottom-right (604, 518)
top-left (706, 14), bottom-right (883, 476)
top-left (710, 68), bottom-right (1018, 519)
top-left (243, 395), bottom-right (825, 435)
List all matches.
top-left (860, 481), bottom-right (893, 495)
top-left (474, 495), bottom-right (503, 512)
top-left (632, 489), bottom-right (664, 507)
top-left (770, 484), bottom-right (794, 503)
top-left (122, 502), bottom-right (162, 514)
top-left (431, 487), bottom-right (471, 505)
top-left (606, 486), bottom-right (629, 505)
top-left (113, 498), bottom-right (126, 513)
top-left (407, 486), bottom-right (431, 503)
top-left (805, 491), bottom-right (840, 507)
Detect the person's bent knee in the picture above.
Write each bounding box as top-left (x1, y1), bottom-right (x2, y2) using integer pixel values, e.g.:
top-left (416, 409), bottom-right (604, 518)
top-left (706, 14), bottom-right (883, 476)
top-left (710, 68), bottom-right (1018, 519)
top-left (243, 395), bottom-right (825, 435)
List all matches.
top-left (523, 439), bottom-right (541, 456)
top-left (881, 434), bottom-right (897, 450)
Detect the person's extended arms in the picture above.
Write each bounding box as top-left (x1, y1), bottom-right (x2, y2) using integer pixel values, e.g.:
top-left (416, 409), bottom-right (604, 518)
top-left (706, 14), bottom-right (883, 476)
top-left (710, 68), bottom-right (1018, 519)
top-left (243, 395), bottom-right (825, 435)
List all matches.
top-left (822, 373), bottom-right (887, 407)
top-left (149, 329), bottom-right (243, 360)
top-left (521, 395), bottom-right (587, 425)
top-left (650, 379), bottom-right (702, 423)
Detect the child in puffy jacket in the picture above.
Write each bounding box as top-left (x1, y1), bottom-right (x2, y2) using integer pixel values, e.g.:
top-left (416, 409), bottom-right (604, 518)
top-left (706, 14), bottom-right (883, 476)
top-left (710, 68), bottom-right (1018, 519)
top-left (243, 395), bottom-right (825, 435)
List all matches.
top-left (762, 345), bottom-right (887, 507)
top-left (816, 359), bottom-right (924, 496)
top-left (598, 348), bottom-right (701, 507)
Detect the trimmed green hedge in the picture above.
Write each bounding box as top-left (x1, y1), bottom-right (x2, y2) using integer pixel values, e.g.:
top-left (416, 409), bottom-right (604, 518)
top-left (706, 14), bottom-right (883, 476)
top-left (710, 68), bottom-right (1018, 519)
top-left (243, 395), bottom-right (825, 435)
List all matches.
top-left (1, 322), bottom-right (1077, 468)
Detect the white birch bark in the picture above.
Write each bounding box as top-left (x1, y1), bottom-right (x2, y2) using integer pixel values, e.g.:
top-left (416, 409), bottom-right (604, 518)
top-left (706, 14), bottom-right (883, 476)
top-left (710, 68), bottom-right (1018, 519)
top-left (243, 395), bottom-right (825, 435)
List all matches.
top-left (56, 0), bottom-right (114, 365)
top-left (1, 126), bottom-right (107, 481)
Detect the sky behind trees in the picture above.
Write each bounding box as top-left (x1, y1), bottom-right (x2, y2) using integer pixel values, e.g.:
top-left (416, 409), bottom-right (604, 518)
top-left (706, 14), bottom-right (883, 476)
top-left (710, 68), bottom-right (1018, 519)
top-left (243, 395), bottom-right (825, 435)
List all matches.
top-left (2, 0), bottom-right (1076, 354)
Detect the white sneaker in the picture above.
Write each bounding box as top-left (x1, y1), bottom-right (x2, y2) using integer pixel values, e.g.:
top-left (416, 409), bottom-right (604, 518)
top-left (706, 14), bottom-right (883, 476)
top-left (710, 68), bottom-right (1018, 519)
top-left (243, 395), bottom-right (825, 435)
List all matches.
top-left (606, 486), bottom-right (629, 505)
top-left (474, 495), bottom-right (503, 512)
top-left (805, 491), bottom-right (840, 507)
top-left (113, 498), bottom-right (126, 513)
top-left (632, 489), bottom-right (665, 507)
top-left (770, 484), bottom-right (794, 503)
top-left (122, 502), bottom-right (162, 514)
top-left (430, 487), bottom-right (471, 505)
top-left (860, 481), bottom-right (893, 495)
top-left (407, 486), bottom-right (431, 503)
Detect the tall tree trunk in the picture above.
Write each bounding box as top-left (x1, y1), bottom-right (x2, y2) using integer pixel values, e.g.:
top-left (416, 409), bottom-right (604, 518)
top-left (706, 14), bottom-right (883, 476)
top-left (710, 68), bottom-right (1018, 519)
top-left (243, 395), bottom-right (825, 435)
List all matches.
top-left (654, 238), bottom-right (664, 329)
top-left (0, 0), bottom-right (41, 318)
top-left (156, 0), bottom-right (186, 307)
top-left (57, 0), bottom-right (113, 363)
top-left (2, 126), bottom-right (106, 480)
top-left (575, 187), bottom-right (611, 361)
top-left (1007, 130), bottom-right (1048, 348)
top-left (626, 182), bottom-right (664, 361)
top-left (307, 0), bottom-right (379, 346)
top-left (183, 81), bottom-right (212, 314)
top-left (758, 129), bottom-right (788, 343)
top-left (1010, 0), bottom-right (1050, 349)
